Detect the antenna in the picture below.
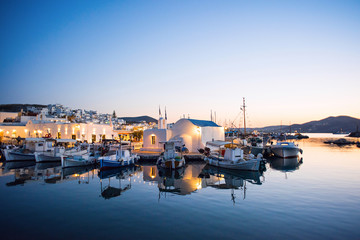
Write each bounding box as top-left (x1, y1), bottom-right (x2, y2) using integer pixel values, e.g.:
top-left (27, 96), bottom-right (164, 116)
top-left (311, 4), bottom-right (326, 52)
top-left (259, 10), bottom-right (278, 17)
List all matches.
top-left (242, 97), bottom-right (247, 136)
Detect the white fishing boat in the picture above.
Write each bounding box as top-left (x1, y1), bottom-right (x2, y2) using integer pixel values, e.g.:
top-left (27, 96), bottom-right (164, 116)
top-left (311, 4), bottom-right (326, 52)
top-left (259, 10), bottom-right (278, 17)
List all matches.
top-left (35, 139), bottom-right (85, 162)
top-left (202, 140), bottom-right (266, 171)
top-left (98, 143), bottom-right (139, 170)
top-left (61, 152), bottom-right (96, 168)
top-left (3, 138), bottom-right (51, 161)
top-left (270, 141), bottom-right (302, 158)
top-left (156, 141), bottom-right (185, 169)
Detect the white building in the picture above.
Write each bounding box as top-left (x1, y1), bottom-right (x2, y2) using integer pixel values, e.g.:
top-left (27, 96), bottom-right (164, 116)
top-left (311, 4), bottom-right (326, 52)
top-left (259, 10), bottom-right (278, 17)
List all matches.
top-left (0, 120), bottom-right (117, 143)
top-left (142, 117), bottom-right (225, 153)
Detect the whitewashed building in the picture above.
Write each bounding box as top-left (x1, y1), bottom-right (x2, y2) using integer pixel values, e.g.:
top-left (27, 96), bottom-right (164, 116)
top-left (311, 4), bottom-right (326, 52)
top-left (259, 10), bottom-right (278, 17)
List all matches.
top-left (0, 120), bottom-right (117, 143)
top-left (142, 117), bottom-right (225, 153)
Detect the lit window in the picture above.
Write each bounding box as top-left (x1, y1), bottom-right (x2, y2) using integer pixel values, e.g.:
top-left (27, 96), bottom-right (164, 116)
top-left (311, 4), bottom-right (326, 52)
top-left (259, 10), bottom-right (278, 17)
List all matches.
top-left (151, 135), bottom-right (156, 145)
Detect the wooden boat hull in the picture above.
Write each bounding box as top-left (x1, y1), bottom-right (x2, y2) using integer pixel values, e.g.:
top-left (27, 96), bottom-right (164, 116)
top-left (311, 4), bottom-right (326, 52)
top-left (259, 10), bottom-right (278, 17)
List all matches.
top-left (35, 153), bottom-right (60, 162)
top-left (61, 157), bottom-right (95, 168)
top-left (4, 150), bottom-right (35, 161)
top-left (99, 159), bottom-right (134, 170)
top-left (206, 157), bottom-right (263, 171)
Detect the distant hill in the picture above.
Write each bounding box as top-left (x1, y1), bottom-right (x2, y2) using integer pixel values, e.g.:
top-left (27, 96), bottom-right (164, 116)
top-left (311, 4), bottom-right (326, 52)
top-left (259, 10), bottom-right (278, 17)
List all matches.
top-left (257, 116), bottom-right (360, 133)
top-left (0, 104), bottom-right (47, 112)
top-left (120, 116), bottom-right (157, 124)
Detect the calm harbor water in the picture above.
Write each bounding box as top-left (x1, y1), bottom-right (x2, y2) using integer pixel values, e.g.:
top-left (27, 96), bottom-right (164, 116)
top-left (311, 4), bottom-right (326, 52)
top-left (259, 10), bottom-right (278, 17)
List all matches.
top-left (0, 133), bottom-right (359, 240)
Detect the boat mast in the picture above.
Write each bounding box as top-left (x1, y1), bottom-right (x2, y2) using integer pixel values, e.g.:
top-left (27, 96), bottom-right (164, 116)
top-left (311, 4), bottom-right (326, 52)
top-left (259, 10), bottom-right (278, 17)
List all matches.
top-left (242, 97), bottom-right (246, 136)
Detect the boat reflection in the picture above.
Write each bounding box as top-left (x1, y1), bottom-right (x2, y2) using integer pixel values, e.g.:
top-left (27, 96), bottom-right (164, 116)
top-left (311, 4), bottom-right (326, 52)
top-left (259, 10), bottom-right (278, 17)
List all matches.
top-left (268, 156), bottom-right (303, 180)
top-left (98, 166), bottom-right (140, 200)
top-left (268, 156), bottom-right (303, 172)
top-left (3, 161), bottom-right (97, 186)
top-left (4, 161), bottom-right (64, 186)
top-left (199, 165), bottom-right (264, 203)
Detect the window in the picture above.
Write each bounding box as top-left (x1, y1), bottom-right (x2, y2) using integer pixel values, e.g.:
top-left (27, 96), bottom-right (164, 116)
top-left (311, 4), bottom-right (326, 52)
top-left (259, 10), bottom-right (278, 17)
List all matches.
top-left (92, 134), bottom-right (96, 143)
top-left (72, 134), bottom-right (76, 140)
top-left (57, 132), bottom-right (61, 139)
top-left (151, 135), bottom-right (156, 145)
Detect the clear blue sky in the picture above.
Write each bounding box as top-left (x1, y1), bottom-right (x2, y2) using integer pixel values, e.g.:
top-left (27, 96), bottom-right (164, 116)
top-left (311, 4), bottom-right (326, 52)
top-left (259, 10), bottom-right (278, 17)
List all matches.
top-left (1, 0), bottom-right (359, 127)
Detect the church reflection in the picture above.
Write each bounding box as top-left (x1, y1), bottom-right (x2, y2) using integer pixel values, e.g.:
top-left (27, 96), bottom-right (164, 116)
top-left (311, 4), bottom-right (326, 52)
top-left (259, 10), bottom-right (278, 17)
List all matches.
top-left (142, 163), bottom-right (265, 202)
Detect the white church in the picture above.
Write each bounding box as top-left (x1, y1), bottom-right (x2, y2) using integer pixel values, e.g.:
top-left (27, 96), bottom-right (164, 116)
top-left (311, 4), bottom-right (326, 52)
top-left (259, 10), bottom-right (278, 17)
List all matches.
top-left (142, 108), bottom-right (225, 153)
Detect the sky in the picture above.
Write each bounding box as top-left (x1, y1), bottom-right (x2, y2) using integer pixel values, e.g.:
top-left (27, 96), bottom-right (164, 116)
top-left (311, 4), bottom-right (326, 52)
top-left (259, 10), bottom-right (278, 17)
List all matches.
top-left (0, 0), bottom-right (359, 127)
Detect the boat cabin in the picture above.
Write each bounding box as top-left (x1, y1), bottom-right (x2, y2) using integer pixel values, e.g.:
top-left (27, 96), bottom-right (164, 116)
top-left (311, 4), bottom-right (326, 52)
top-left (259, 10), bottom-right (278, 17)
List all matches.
top-left (206, 140), bottom-right (244, 161)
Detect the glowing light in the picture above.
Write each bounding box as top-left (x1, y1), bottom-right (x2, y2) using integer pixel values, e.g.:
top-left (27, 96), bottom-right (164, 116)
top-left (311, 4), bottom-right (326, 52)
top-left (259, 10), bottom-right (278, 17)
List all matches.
top-left (65, 128), bottom-right (68, 135)
top-left (0, 129), bottom-right (3, 132)
top-left (196, 179), bottom-right (202, 190)
top-left (6, 131), bottom-right (9, 134)
top-left (72, 128), bottom-right (75, 134)
top-left (196, 127), bottom-right (201, 134)
top-left (24, 129), bottom-right (28, 133)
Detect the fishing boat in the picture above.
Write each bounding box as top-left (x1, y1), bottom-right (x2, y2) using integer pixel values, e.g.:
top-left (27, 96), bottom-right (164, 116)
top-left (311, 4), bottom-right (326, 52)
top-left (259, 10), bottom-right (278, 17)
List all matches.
top-left (98, 143), bottom-right (139, 170)
top-left (270, 141), bottom-right (302, 158)
top-left (61, 152), bottom-right (96, 168)
top-left (156, 141), bottom-right (185, 169)
top-left (34, 139), bottom-right (85, 162)
top-left (202, 140), bottom-right (266, 171)
top-left (3, 138), bottom-right (51, 161)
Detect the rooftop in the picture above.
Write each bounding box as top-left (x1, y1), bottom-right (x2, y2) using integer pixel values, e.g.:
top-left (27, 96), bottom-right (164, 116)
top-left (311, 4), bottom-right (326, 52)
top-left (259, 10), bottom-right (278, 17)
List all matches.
top-left (187, 119), bottom-right (220, 127)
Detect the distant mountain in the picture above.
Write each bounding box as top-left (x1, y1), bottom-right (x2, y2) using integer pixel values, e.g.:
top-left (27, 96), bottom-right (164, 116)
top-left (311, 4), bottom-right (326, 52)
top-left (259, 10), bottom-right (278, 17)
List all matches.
top-left (257, 116), bottom-right (360, 133)
top-left (0, 104), bottom-right (47, 112)
top-left (120, 116), bottom-right (157, 124)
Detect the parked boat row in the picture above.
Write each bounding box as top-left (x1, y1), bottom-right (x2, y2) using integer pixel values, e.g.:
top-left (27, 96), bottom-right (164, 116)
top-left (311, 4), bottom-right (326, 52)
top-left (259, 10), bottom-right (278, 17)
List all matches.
top-left (1, 138), bottom-right (141, 170)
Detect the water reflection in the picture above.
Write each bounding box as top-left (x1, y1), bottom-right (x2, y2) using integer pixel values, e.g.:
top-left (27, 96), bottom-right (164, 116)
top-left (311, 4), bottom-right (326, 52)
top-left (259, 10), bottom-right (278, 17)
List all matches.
top-left (98, 166), bottom-right (140, 200)
top-left (1, 161), bottom-right (267, 202)
top-left (200, 165), bottom-right (264, 203)
top-left (141, 163), bottom-right (265, 202)
top-left (62, 165), bottom-right (97, 184)
top-left (143, 163), bottom-right (208, 197)
top-left (268, 157), bottom-right (303, 172)
top-left (1, 161), bottom-right (97, 186)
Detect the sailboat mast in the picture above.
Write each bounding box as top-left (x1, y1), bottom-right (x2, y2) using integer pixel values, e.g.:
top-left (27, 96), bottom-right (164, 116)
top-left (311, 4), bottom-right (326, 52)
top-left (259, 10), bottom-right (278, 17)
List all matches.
top-left (243, 97), bottom-right (246, 136)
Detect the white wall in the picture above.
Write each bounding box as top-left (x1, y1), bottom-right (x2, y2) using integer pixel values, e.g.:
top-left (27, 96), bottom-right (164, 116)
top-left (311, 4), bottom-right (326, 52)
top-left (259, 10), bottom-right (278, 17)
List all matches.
top-left (142, 129), bottom-right (168, 151)
top-left (200, 126), bottom-right (225, 147)
top-left (169, 119), bottom-right (200, 152)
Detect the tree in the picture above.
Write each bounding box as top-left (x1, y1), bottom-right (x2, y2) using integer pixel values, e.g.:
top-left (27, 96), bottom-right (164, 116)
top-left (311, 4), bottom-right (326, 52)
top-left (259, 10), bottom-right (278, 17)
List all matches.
top-left (131, 130), bottom-right (143, 141)
top-left (112, 110), bottom-right (117, 118)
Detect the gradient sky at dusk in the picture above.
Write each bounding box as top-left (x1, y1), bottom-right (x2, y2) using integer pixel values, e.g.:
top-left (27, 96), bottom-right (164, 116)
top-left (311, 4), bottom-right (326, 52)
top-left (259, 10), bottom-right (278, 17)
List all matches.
top-left (1, 0), bottom-right (359, 127)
